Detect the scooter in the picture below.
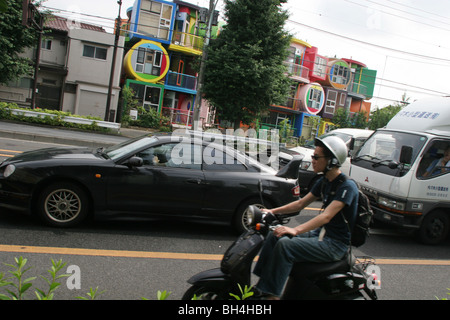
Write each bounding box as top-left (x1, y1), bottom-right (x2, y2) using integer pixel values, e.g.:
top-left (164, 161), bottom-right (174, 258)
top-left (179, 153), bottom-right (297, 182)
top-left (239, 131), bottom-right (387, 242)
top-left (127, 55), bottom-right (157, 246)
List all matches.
top-left (182, 205), bottom-right (379, 300)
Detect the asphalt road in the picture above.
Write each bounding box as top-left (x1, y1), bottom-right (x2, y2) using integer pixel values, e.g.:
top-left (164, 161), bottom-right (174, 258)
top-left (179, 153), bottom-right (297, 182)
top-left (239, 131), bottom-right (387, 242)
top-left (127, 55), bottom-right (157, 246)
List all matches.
top-left (0, 125), bottom-right (449, 302)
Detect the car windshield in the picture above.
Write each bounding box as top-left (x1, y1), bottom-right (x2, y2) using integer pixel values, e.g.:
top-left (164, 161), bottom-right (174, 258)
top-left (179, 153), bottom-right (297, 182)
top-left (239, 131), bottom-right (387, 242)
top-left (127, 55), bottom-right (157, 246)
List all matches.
top-left (105, 136), bottom-right (159, 161)
top-left (355, 130), bottom-right (427, 164)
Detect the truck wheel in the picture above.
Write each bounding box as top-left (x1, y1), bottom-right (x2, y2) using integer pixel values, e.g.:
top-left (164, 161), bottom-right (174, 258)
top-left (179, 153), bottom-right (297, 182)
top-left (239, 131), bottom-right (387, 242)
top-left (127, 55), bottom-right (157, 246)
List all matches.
top-left (37, 182), bottom-right (89, 227)
top-left (418, 210), bottom-right (449, 245)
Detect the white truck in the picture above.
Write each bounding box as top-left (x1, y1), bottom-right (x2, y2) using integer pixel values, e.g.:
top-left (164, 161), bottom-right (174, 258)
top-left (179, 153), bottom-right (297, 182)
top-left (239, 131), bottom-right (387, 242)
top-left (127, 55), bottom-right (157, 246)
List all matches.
top-left (350, 96), bottom-right (450, 244)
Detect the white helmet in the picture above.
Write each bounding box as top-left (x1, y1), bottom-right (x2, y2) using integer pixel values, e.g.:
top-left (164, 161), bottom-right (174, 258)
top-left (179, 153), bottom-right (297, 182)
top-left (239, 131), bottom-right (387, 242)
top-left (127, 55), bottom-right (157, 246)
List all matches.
top-left (315, 136), bottom-right (348, 167)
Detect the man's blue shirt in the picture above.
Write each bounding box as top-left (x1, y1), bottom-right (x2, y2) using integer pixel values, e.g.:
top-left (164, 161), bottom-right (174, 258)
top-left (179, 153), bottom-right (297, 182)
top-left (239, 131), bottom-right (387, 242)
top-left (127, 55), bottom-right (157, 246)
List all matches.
top-left (310, 174), bottom-right (359, 245)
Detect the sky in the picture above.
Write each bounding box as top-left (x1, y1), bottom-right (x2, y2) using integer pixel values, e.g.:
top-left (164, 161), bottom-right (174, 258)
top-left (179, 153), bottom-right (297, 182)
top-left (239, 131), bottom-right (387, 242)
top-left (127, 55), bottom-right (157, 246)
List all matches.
top-left (40, 0), bottom-right (450, 110)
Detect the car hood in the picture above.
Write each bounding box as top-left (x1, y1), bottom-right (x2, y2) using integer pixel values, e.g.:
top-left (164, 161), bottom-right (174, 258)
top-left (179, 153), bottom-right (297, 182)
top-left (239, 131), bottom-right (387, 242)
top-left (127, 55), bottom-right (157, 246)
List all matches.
top-left (1, 147), bottom-right (100, 165)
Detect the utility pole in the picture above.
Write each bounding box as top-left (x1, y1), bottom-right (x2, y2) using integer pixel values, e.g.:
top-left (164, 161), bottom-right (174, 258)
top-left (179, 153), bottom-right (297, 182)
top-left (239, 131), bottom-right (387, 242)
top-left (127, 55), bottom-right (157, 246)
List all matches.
top-left (22, 0), bottom-right (44, 109)
top-left (192, 0), bottom-right (218, 131)
top-left (105, 0), bottom-right (122, 121)
top-left (31, 16), bottom-right (43, 109)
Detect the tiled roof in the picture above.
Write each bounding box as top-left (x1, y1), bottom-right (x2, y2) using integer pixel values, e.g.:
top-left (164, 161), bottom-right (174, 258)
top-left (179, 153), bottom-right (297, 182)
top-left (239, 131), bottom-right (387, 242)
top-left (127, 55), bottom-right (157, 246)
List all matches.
top-left (44, 15), bottom-right (106, 33)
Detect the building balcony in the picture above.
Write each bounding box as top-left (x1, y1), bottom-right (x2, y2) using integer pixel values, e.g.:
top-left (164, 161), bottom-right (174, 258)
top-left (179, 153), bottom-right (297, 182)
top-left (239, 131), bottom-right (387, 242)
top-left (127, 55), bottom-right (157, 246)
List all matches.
top-left (347, 81), bottom-right (368, 99)
top-left (169, 31), bottom-right (204, 55)
top-left (284, 97), bottom-right (302, 111)
top-left (272, 97), bottom-right (302, 112)
top-left (284, 62), bottom-right (310, 83)
top-left (165, 71), bottom-right (197, 94)
top-left (161, 106), bottom-right (193, 127)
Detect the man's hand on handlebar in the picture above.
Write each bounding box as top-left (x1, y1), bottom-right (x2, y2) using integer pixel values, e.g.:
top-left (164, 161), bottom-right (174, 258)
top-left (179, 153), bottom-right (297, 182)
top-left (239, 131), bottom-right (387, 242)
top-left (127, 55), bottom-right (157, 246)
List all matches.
top-left (273, 225), bottom-right (297, 238)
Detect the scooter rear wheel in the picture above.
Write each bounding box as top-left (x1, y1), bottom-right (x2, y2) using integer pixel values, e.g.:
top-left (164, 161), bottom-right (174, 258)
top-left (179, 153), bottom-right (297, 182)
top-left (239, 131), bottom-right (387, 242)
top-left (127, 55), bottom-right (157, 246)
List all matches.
top-left (182, 285), bottom-right (229, 300)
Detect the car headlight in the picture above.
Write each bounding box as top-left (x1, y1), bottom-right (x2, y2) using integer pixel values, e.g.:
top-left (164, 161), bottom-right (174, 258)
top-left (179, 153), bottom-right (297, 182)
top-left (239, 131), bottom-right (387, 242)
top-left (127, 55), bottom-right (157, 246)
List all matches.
top-left (378, 196), bottom-right (405, 211)
top-left (3, 164), bottom-right (16, 178)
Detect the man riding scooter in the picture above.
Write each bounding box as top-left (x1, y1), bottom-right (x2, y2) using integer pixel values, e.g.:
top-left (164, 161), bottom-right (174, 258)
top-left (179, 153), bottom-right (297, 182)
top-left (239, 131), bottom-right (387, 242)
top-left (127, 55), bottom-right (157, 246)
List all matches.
top-left (253, 136), bottom-right (359, 300)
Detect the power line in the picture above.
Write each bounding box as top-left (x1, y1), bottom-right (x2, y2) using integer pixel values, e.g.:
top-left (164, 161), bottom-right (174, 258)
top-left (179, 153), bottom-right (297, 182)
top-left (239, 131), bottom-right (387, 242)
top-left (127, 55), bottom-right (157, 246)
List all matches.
top-left (344, 0), bottom-right (450, 31)
top-left (40, 5), bottom-right (449, 102)
top-left (387, 0), bottom-right (450, 22)
top-left (286, 19), bottom-right (450, 63)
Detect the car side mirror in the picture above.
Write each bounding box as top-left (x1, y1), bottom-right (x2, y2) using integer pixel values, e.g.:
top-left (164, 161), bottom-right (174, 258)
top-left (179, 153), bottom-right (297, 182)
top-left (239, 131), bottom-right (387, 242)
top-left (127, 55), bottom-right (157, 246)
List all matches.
top-left (276, 155), bottom-right (304, 179)
top-left (126, 156), bottom-right (143, 168)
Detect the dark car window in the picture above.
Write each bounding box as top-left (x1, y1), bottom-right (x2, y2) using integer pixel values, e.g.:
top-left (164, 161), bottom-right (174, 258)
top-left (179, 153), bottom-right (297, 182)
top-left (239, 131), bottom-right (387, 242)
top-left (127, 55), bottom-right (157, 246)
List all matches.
top-left (137, 143), bottom-right (202, 170)
top-left (203, 148), bottom-right (247, 172)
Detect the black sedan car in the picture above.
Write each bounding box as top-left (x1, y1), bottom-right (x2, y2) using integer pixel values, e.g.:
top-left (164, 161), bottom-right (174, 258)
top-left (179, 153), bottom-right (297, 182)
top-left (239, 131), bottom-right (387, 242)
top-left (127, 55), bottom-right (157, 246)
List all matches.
top-left (0, 133), bottom-right (300, 233)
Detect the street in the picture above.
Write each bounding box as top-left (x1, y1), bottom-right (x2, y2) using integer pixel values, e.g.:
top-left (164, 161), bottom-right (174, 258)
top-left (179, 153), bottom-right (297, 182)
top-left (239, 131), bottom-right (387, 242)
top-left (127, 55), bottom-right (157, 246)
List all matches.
top-left (0, 137), bottom-right (449, 300)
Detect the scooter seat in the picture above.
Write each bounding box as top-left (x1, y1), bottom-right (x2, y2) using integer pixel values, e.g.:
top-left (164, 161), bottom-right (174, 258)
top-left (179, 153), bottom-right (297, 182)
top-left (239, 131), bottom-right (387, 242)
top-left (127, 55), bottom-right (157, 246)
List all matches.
top-left (290, 253), bottom-right (351, 279)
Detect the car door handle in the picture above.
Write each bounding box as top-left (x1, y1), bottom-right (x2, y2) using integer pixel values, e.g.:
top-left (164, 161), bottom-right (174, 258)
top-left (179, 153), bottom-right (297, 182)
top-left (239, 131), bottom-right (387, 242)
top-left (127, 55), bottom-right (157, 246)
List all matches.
top-left (186, 178), bottom-right (202, 185)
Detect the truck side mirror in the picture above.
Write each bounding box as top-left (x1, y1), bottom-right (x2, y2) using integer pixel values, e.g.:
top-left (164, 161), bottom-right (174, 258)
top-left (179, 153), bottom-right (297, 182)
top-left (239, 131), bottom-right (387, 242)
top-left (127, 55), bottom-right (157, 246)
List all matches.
top-left (399, 146), bottom-right (413, 164)
top-left (348, 138), bottom-right (355, 157)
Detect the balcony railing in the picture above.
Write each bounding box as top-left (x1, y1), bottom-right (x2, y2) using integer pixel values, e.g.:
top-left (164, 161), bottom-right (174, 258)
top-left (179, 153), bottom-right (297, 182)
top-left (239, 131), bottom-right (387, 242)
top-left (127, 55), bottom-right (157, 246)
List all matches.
top-left (166, 71), bottom-right (197, 91)
top-left (171, 31), bottom-right (204, 52)
top-left (162, 106), bottom-right (193, 127)
top-left (348, 81), bottom-right (368, 96)
top-left (283, 97), bottom-right (302, 111)
top-left (283, 62), bottom-right (310, 80)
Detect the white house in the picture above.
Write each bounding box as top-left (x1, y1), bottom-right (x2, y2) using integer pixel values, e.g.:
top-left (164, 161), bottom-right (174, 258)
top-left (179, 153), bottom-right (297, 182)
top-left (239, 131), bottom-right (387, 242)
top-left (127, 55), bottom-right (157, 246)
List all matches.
top-left (0, 15), bottom-right (125, 121)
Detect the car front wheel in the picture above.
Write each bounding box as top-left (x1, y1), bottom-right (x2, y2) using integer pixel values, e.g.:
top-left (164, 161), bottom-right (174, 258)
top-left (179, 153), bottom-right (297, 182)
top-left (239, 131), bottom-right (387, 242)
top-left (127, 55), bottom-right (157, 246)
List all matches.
top-left (37, 182), bottom-right (89, 227)
top-left (233, 199), bottom-right (270, 234)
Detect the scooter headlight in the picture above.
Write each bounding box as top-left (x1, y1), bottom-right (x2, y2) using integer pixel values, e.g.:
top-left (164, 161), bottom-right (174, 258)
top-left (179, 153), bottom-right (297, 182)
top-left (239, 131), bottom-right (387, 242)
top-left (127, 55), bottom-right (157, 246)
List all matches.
top-left (247, 205), bottom-right (263, 226)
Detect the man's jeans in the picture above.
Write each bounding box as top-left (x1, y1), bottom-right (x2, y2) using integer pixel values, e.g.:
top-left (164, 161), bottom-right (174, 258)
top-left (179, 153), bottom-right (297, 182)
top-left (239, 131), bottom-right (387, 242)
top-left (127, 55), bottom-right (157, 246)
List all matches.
top-left (253, 231), bottom-right (349, 297)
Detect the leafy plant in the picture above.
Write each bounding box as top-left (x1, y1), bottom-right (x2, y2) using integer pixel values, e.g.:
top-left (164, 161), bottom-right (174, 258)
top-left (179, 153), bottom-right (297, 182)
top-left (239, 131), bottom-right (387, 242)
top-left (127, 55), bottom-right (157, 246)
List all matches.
top-left (229, 284), bottom-right (254, 300)
top-left (1, 257), bottom-right (36, 300)
top-left (35, 259), bottom-right (69, 300)
top-left (0, 102), bottom-right (110, 133)
top-left (76, 287), bottom-right (106, 300)
top-left (436, 288), bottom-right (450, 300)
top-left (141, 290), bottom-right (172, 300)
top-left (0, 256), bottom-right (103, 300)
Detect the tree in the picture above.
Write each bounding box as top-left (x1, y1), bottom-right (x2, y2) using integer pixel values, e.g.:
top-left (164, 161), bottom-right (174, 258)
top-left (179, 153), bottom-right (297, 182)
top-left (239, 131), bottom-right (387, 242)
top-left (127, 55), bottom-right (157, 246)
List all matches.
top-left (329, 108), bottom-right (368, 130)
top-left (203, 0), bottom-right (292, 128)
top-left (0, 0), bottom-right (8, 12)
top-left (368, 105), bottom-right (402, 130)
top-left (0, 0), bottom-right (38, 84)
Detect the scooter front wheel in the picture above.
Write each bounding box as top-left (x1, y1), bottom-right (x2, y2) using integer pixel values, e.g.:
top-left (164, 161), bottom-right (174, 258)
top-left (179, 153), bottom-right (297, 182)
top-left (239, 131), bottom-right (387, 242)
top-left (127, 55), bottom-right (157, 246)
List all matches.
top-left (182, 285), bottom-right (229, 300)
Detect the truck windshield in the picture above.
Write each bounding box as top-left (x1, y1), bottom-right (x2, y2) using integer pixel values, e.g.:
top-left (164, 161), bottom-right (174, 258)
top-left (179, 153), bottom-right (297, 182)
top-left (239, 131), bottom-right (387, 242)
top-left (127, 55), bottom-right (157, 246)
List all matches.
top-left (354, 130), bottom-right (427, 166)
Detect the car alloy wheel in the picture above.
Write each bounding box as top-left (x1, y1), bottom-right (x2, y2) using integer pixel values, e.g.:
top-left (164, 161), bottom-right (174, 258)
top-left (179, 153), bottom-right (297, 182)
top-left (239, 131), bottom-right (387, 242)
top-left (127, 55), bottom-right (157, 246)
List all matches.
top-left (45, 188), bottom-right (81, 222)
top-left (38, 182), bottom-right (89, 227)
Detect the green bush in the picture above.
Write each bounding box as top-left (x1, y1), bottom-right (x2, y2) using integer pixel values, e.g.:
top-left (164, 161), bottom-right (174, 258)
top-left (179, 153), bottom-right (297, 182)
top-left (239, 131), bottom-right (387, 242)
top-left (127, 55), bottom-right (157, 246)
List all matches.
top-left (0, 102), bottom-right (110, 133)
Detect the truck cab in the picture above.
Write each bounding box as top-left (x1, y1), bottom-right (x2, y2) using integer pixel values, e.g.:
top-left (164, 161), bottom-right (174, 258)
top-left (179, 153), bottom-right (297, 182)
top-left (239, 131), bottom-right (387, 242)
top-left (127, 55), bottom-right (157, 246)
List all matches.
top-left (350, 96), bottom-right (450, 244)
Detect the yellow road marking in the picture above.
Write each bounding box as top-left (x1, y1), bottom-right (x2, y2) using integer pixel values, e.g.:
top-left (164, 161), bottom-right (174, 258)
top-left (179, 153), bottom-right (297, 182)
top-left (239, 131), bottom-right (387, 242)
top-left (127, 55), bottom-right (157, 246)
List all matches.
top-left (0, 149), bottom-right (22, 153)
top-left (1, 244), bottom-right (449, 265)
top-left (0, 244), bottom-right (222, 261)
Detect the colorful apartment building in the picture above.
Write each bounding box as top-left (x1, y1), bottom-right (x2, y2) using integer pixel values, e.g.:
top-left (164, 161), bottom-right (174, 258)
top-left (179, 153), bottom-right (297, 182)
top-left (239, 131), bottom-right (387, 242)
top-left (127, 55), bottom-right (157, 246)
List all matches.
top-left (121, 0), bottom-right (220, 128)
top-left (262, 40), bottom-right (377, 142)
top-left (121, 0), bottom-right (376, 137)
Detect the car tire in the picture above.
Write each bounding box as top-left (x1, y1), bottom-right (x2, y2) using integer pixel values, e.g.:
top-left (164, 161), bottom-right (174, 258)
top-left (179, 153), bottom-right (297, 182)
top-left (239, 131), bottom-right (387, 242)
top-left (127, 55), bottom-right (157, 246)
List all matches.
top-left (37, 182), bottom-right (89, 228)
top-left (417, 210), bottom-right (449, 245)
top-left (233, 198), bottom-right (271, 234)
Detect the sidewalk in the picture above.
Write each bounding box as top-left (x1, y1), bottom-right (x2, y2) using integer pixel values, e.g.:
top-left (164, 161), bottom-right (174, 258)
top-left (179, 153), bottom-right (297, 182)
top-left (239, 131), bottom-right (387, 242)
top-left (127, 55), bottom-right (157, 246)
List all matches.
top-left (0, 120), bottom-right (154, 148)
